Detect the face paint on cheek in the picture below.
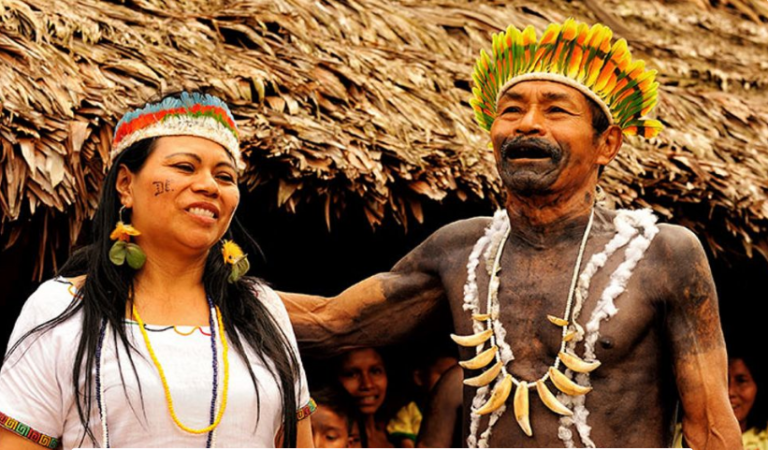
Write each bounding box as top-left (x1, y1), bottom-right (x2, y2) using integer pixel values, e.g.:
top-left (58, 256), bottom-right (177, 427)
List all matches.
top-left (152, 179), bottom-right (174, 196)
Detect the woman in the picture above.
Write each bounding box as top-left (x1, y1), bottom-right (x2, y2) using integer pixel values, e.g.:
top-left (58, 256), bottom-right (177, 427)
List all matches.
top-left (336, 348), bottom-right (393, 448)
top-left (674, 352), bottom-right (768, 449)
top-left (0, 92), bottom-right (314, 449)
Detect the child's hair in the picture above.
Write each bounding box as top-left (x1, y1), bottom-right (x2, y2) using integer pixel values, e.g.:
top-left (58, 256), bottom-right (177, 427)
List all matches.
top-left (312, 383), bottom-right (357, 431)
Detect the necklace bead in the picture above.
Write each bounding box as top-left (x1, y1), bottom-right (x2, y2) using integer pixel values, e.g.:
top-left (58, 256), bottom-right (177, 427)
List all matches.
top-left (96, 296), bottom-right (229, 448)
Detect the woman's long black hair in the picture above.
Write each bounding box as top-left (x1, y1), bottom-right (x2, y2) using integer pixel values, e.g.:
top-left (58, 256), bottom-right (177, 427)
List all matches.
top-left (5, 137), bottom-right (301, 447)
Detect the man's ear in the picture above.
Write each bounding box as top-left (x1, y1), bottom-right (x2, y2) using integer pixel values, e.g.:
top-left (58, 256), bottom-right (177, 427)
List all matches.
top-left (596, 125), bottom-right (623, 166)
top-left (115, 164), bottom-right (135, 208)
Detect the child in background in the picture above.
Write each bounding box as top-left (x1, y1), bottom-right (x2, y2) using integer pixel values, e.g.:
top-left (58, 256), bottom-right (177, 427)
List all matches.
top-left (312, 384), bottom-right (357, 448)
top-left (387, 352), bottom-right (457, 447)
top-left (337, 347), bottom-right (394, 448)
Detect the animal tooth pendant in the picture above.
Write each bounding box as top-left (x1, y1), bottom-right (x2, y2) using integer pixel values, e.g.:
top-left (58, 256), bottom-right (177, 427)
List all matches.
top-left (513, 381), bottom-right (532, 436)
top-left (459, 345), bottom-right (498, 370)
top-left (548, 367), bottom-right (592, 396)
top-left (475, 374), bottom-right (513, 415)
top-left (558, 351), bottom-right (601, 373)
top-left (547, 315), bottom-right (569, 327)
top-left (562, 330), bottom-right (577, 342)
top-left (535, 380), bottom-right (573, 416)
top-left (464, 360), bottom-right (503, 387)
top-left (472, 313), bottom-right (492, 321)
top-left (451, 329), bottom-right (493, 347)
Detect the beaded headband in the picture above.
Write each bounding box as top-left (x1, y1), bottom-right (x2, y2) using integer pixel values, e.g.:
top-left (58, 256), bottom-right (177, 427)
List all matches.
top-left (470, 19), bottom-right (662, 138)
top-left (111, 92), bottom-right (243, 170)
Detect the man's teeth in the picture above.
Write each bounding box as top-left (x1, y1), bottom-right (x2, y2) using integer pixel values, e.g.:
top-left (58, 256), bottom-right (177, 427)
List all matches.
top-left (189, 207), bottom-right (215, 218)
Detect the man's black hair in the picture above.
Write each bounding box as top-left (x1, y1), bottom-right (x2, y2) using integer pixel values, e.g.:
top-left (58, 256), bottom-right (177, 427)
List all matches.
top-left (587, 96), bottom-right (611, 138)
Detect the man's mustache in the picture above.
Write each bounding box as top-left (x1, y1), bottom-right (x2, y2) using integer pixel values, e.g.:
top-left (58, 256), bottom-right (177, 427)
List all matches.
top-left (500, 136), bottom-right (562, 160)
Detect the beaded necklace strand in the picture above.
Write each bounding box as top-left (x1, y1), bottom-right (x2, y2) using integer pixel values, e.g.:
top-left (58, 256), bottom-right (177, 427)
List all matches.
top-left (95, 296), bottom-right (229, 448)
top-left (133, 301), bottom-right (231, 435)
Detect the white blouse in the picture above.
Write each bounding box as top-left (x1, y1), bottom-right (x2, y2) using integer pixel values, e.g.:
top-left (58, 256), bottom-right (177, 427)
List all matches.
top-left (0, 278), bottom-right (312, 449)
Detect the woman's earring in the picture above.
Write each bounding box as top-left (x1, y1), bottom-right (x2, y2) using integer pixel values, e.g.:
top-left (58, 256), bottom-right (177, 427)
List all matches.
top-left (221, 240), bottom-right (250, 283)
top-left (109, 205), bottom-right (147, 269)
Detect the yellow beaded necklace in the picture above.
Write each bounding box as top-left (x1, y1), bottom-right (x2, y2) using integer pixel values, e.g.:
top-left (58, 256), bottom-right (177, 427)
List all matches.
top-left (133, 304), bottom-right (231, 434)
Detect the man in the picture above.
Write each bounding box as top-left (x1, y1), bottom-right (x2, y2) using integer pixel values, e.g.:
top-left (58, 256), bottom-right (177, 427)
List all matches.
top-left (281, 19), bottom-right (741, 448)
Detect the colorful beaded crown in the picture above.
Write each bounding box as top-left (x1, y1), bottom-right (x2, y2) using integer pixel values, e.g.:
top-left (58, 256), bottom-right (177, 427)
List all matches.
top-left (111, 92), bottom-right (243, 170)
top-left (470, 19), bottom-right (662, 138)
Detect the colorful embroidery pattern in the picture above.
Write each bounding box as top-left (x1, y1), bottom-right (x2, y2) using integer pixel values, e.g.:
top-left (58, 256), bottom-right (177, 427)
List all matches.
top-left (296, 398), bottom-right (317, 421)
top-left (0, 412), bottom-right (60, 449)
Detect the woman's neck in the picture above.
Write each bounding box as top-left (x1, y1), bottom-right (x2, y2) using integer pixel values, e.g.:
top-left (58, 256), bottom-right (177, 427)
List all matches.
top-left (128, 250), bottom-right (211, 326)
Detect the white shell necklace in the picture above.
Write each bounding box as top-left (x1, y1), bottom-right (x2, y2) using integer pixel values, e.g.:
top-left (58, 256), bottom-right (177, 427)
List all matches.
top-left (458, 208), bottom-right (659, 448)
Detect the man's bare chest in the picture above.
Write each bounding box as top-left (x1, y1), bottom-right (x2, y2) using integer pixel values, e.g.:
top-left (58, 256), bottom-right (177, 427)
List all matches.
top-left (444, 208), bottom-right (664, 447)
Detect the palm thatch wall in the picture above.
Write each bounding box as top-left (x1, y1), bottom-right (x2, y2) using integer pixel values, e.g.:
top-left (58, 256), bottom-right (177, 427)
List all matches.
top-left (1, 0), bottom-right (767, 277)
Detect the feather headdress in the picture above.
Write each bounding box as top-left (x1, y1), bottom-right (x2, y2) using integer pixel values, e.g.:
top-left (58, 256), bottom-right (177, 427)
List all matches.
top-left (470, 19), bottom-right (662, 138)
top-left (110, 92), bottom-right (242, 170)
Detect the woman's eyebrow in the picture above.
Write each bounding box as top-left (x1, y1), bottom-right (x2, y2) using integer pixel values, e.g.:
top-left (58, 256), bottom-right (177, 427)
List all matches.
top-left (216, 161), bottom-right (237, 171)
top-left (164, 152), bottom-right (202, 162)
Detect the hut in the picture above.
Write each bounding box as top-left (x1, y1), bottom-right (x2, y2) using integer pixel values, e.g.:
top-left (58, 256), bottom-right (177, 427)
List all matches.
top-left (1, 0), bottom-right (767, 353)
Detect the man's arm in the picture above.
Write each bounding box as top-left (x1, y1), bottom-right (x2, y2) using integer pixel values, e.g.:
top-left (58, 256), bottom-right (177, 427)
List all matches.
top-left (660, 225), bottom-right (742, 450)
top-left (279, 220), bottom-right (467, 355)
top-left (280, 271), bottom-right (444, 354)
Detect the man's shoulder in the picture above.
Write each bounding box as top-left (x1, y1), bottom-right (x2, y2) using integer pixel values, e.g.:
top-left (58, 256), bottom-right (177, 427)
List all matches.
top-left (648, 222), bottom-right (707, 263)
top-left (396, 215), bottom-right (495, 272)
top-left (426, 215), bottom-right (495, 248)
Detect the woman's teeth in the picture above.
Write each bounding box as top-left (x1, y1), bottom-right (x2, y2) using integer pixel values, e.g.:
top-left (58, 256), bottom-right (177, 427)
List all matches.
top-left (189, 207), bottom-right (215, 218)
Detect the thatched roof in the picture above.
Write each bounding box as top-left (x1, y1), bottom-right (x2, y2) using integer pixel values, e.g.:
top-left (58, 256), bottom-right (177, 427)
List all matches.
top-left (1, 0), bottom-right (767, 276)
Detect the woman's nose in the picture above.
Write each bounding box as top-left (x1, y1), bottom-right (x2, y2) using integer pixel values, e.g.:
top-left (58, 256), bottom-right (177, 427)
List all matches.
top-left (192, 172), bottom-right (220, 197)
top-left (359, 372), bottom-right (373, 390)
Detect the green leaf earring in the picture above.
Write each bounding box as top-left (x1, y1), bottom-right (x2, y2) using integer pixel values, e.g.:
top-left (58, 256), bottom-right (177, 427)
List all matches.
top-left (109, 206), bottom-right (147, 269)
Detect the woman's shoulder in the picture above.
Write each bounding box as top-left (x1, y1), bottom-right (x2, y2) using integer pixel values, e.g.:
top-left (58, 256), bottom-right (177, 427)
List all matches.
top-left (250, 281), bottom-right (300, 337)
top-left (6, 277), bottom-right (83, 355)
top-left (14, 277), bottom-right (81, 333)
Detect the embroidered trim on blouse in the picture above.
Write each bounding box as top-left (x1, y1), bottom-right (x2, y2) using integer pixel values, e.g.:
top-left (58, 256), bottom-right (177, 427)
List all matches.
top-left (297, 398), bottom-right (317, 421)
top-left (0, 411), bottom-right (60, 449)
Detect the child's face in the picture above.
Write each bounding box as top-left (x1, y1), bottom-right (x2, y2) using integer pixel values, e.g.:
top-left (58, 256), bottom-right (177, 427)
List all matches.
top-left (338, 348), bottom-right (388, 415)
top-left (312, 404), bottom-right (349, 448)
top-left (348, 420), bottom-right (362, 448)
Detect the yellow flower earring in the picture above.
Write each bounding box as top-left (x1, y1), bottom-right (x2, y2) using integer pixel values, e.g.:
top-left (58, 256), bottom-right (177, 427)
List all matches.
top-left (222, 240), bottom-right (250, 283)
top-left (109, 205), bottom-right (147, 269)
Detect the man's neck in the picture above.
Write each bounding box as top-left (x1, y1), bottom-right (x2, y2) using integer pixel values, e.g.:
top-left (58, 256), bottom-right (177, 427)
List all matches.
top-left (504, 187), bottom-right (595, 249)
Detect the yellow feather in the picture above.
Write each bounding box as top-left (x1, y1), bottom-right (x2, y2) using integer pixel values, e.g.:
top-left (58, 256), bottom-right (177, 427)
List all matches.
top-left (598, 27), bottom-right (613, 53)
top-left (595, 61), bottom-right (615, 91)
top-left (562, 18), bottom-right (578, 40)
top-left (522, 25), bottom-right (537, 46)
top-left (585, 57), bottom-right (604, 87)
top-left (567, 45), bottom-right (584, 78)
top-left (539, 23), bottom-right (562, 46)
